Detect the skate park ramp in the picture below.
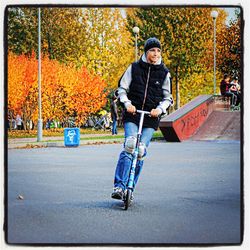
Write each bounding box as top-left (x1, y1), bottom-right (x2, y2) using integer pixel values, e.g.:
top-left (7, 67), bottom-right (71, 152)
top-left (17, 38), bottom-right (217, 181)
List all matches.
top-left (159, 95), bottom-right (241, 142)
top-left (190, 110), bottom-right (240, 141)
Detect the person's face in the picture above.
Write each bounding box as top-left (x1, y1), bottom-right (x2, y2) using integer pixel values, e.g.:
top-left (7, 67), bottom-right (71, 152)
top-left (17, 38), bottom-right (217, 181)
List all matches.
top-left (146, 48), bottom-right (161, 64)
top-left (225, 77), bottom-right (230, 82)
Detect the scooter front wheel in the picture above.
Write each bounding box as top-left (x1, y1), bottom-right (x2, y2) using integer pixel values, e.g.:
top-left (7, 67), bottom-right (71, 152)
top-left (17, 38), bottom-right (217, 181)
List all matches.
top-left (124, 189), bottom-right (132, 210)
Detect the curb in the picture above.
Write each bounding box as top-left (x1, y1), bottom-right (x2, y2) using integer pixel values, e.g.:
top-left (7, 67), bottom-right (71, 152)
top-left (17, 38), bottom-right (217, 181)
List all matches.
top-left (8, 138), bottom-right (124, 149)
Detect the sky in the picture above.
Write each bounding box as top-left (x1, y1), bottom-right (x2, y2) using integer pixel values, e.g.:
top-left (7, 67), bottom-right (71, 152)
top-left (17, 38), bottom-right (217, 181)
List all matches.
top-left (223, 7), bottom-right (239, 25)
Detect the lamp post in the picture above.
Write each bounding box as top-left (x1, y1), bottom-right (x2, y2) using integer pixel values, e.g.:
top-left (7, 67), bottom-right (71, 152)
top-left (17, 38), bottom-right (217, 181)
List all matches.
top-left (132, 26), bottom-right (139, 61)
top-left (211, 10), bottom-right (218, 95)
top-left (37, 7), bottom-right (43, 141)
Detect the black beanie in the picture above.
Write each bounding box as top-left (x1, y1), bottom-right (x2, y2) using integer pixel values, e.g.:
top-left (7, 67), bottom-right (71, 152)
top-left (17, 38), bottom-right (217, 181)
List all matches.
top-left (144, 37), bottom-right (161, 53)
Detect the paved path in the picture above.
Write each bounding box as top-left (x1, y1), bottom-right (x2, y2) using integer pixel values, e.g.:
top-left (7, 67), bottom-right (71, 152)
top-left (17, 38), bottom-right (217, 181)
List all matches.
top-left (8, 132), bottom-right (124, 149)
top-left (6, 141), bottom-right (241, 245)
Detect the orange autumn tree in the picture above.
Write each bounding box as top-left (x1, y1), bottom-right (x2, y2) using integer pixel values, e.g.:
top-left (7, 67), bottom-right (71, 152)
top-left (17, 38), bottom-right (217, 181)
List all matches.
top-left (39, 56), bottom-right (68, 124)
top-left (55, 63), bottom-right (107, 125)
top-left (68, 67), bottom-right (107, 125)
top-left (8, 52), bottom-right (38, 129)
top-left (8, 52), bottom-right (108, 129)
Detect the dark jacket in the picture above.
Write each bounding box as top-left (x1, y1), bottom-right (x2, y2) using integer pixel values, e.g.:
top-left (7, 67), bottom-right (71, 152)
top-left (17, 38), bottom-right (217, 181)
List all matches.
top-left (110, 100), bottom-right (118, 121)
top-left (220, 80), bottom-right (233, 95)
top-left (123, 57), bottom-right (169, 130)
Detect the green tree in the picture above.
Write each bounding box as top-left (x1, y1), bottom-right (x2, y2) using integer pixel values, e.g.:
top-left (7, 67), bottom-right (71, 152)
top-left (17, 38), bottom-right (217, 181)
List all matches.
top-left (8, 7), bottom-right (38, 56)
top-left (127, 7), bottom-right (228, 107)
top-left (7, 7), bottom-right (134, 90)
top-left (41, 8), bottom-right (89, 64)
top-left (7, 7), bottom-right (89, 62)
top-left (81, 8), bottom-right (134, 89)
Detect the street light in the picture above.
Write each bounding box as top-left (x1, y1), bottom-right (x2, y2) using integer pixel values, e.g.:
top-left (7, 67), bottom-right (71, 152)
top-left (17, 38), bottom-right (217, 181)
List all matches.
top-left (37, 8), bottom-right (43, 141)
top-left (211, 10), bottom-right (218, 95)
top-left (133, 26), bottom-right (139, 61)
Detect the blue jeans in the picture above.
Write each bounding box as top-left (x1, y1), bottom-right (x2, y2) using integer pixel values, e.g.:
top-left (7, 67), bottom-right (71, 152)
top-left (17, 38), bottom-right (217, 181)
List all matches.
top-left (112, 119), bottom-right (117, 135)
top-left (114, 122), bottom-right (155, 190)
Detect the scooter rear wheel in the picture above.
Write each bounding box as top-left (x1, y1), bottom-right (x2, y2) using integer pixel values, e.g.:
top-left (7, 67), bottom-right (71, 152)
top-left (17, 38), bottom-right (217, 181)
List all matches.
top-left (124, 189), bottom-right (132, 210)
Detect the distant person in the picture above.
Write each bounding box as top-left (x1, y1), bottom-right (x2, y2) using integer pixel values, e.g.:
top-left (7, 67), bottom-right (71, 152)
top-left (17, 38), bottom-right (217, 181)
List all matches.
top-left (230, 76), bottom-right (241, 106)
top-left (46, 118), bottom-right (51, 130)
top-left (110, 95), bottom-right (119, 135)
top-left (220, 74), bottom-right (236, 107)
top-left (16, 114), bottom-right (22, 130)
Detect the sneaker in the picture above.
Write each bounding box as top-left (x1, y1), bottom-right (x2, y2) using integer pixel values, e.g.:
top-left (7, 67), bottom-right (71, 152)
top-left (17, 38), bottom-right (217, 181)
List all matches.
top-left (111, 187), bottom-right (124, 200)
top-left (230, 104), bottom-right (235, 111)
top-left (122, 190), bottom-right (134, 202)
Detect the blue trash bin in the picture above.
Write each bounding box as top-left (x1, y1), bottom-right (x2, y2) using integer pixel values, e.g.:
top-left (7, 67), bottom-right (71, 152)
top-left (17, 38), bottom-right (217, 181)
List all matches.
top-left (64, 128), bottom-right (80, 147)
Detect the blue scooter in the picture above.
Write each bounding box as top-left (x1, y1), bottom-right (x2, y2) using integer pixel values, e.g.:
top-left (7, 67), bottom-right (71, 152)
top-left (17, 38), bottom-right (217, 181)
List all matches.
top-left (124, 110), bottom-right (151, 210)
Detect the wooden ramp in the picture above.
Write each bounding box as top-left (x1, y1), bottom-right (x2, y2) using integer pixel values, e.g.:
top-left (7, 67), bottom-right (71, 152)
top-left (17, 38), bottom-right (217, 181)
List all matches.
top-left (159, 95), bottom-right (240, 142)
top-left (190, 110), bottom-right (241, 141)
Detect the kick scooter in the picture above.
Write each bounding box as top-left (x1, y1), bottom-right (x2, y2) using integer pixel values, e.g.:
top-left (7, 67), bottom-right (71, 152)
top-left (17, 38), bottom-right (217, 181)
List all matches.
top-left (124, 110), bottom-right (151, 210)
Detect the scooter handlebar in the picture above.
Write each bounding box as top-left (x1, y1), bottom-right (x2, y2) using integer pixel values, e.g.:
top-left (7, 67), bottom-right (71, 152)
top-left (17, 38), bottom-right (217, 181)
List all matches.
top-left (136, 110), bottom-right (151, 115)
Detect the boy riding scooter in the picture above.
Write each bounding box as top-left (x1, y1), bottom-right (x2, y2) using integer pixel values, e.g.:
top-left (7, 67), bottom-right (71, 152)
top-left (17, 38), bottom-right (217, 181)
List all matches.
top-left (111, 37), bottom-right (173, 204)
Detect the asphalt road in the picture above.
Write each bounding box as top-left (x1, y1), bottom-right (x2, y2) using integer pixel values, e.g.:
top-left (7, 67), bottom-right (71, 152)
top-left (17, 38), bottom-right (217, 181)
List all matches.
top-left (6, 141), bottom-right (242, 245)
